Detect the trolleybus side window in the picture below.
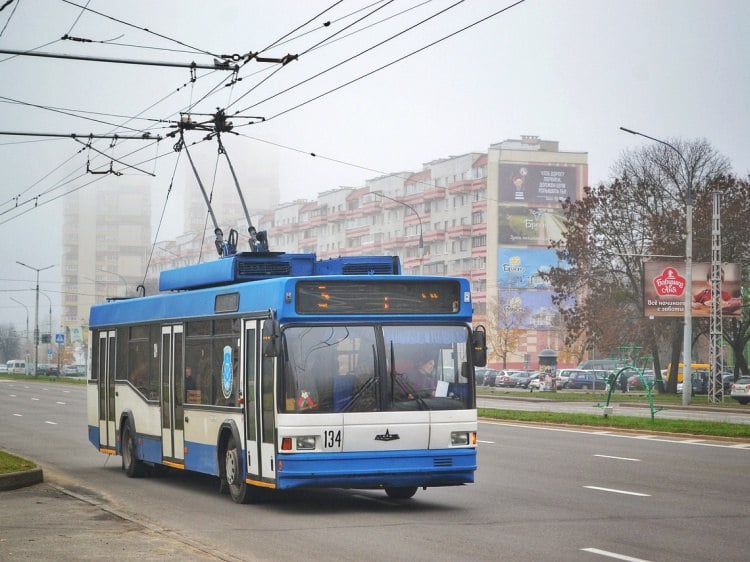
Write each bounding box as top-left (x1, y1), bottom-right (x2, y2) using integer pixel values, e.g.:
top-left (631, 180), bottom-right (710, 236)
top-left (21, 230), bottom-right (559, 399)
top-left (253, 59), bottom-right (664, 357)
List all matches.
top-left (184, 319), bottom-right (241, 407)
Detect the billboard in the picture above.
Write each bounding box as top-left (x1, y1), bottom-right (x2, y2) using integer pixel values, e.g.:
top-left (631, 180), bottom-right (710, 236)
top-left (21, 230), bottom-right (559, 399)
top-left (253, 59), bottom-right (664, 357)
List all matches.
top-left (499, 205), bottom-right (567, 246)
top-left (498, 163), bottom-right (577, 204)
top-left (497, 290), bottom-right (558, 330)
top-left (498, 248), bottom-right (560, 289)
top-left (643, 262), bottom-right (743, 317)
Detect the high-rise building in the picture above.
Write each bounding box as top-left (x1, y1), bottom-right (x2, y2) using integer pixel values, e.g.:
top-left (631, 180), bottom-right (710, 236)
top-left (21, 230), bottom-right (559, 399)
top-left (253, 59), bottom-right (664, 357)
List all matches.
top-left (61, 179), bottom-right (151, 352)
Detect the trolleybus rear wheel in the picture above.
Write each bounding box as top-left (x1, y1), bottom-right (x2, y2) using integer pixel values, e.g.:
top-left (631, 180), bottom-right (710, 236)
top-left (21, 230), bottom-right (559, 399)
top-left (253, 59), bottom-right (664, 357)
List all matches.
top-left (384, 486), bottom-right (418, 499)
top-left (122, 424), bottom-right (145, 477)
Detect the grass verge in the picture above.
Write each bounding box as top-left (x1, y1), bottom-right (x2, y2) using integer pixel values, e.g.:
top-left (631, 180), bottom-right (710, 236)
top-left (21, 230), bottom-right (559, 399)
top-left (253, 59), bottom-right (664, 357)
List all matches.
top-left (479, 408), bottom-right (750, 439)
top-left (0, 450), bottom-right (37, 474)
top-left (0, 373), bottom-right (85, 384)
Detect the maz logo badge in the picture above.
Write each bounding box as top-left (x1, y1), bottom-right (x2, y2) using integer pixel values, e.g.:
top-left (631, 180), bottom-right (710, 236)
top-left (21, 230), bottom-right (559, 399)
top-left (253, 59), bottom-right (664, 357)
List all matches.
top-left (375, 429), bottom-right (400, 442)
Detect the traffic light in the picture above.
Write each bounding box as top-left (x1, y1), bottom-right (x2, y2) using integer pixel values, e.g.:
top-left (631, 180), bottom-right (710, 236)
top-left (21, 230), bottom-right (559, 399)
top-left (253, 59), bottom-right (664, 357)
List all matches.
top-left (41, 333), bottom-right (51, 344)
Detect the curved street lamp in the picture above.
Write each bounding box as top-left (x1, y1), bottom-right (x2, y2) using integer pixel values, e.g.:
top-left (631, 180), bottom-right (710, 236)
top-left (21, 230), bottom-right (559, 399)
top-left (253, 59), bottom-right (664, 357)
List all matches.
top-left (373, 190), bottom-right (424, 274)
top-left (620, 127), bottom-right (693, 406)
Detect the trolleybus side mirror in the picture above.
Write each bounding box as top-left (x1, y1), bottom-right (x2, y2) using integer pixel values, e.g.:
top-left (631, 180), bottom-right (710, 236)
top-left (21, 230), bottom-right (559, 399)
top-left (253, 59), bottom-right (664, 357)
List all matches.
top-left (262, 314), bottom-right (281, 357)
top-left (472, 325), bottom-right (487, 367)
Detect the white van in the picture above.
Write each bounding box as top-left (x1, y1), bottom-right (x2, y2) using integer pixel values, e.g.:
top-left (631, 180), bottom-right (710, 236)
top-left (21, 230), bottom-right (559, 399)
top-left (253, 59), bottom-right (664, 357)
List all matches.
top-left (6, 359), bottom-right (27, 375)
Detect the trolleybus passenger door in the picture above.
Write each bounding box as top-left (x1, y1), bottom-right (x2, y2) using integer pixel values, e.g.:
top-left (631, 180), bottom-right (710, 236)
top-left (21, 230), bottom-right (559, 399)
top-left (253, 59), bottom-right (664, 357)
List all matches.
top-left (160, 325), bottom-right (184, 462)
top-left (97, 330), bottom-right (116, 451)
top-left (244, 320), bottom-right (277, 486)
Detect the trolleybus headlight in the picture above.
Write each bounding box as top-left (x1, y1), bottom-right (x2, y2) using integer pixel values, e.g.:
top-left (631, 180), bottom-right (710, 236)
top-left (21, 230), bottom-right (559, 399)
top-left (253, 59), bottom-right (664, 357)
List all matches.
top-left (451, 431), bottom-right (471, 446)
top-left (295, 436), bottom-right (316, 450)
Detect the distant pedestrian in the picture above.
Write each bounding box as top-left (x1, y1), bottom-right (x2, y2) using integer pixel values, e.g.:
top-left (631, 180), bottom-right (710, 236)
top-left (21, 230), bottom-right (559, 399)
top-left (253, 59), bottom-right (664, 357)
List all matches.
top-left (619, 371), bottom-right (628, 393)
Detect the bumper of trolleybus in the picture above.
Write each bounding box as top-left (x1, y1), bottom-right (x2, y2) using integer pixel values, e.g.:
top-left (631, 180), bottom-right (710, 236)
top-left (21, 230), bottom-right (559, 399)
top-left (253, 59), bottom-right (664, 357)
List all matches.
top-left (274, 448), bottom-right (476, 490)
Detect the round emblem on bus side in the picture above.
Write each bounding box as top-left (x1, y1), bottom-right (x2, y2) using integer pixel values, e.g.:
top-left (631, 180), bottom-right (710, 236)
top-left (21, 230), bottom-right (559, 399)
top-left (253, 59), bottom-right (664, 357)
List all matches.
top-left (222, 345), bottom-right (233, 400)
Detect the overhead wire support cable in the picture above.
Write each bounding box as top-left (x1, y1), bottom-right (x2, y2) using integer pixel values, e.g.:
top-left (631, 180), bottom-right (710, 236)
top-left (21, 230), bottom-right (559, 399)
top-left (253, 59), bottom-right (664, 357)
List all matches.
top-left (0, 48), bottom-right (240, 71)
top-left (60, 0), bottom-right (218, 58)
top-left (0, 130), bottom-right (161, 140)
top-left (72, 136), bottom-right (156, 177)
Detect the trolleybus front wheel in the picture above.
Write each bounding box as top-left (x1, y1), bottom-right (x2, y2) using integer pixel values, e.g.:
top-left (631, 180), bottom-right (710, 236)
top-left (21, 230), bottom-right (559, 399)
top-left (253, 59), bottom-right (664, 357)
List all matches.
top-left (224, 434), bottom-right (256, 504)
top-left (384, 486), bottom-right (418, 500)
top-left (122, 424), bottom-right (145, 477)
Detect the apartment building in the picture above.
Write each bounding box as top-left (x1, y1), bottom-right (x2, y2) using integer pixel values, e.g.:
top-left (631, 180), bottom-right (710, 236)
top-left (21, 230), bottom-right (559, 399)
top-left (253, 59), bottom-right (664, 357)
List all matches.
top-left (154, 136), bottom-right (588, 369)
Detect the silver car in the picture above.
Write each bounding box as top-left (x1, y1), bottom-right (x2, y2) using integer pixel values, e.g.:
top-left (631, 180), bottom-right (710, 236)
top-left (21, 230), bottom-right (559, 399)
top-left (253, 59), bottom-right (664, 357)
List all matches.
top-left (730, 376), bottom-right (750, 405)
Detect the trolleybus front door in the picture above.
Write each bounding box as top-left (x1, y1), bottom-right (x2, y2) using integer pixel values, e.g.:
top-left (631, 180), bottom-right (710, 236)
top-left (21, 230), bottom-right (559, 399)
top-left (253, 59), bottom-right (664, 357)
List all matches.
top-left (244, 320), bottom-right (277, 487)
top-left (97, 330), bottom-right (116, 451)
top-left (160, 325), bottom-right (185, 462)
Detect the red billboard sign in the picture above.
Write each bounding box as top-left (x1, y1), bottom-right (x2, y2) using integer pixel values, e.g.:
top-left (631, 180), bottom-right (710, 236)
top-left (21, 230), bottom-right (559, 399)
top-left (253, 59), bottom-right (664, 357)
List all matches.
top-left (644, 262), bottom-right (743, 317)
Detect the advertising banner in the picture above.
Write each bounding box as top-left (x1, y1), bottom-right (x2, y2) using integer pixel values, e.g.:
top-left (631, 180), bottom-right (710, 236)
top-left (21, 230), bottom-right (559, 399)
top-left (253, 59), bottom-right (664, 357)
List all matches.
top-left (643, 262), bottom-right (743, 317)
top-left (498, 205), bottom-right (567, 246)
top-left (497, 290), bottom-right (558, 330)
top-left (498, 248), bottom-right (560, 289)
top-left (498, 163), bottom-right (577, 204)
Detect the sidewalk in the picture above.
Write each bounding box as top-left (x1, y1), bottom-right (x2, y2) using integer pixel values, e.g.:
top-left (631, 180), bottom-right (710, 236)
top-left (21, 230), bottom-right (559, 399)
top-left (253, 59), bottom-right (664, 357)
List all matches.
top-left (0, 470), bottom-right (235, 561)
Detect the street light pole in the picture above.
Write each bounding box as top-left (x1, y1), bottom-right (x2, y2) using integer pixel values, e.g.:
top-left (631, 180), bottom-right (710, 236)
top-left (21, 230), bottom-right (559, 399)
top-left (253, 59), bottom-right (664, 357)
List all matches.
top-left (96, 267), bottom-right (130, 297)
top-left (373, 191), bottom-right (424, 274)
top-left (620, 127), bottom-right (693, 406)
top-left (17, 261), bottom-right (55, 377)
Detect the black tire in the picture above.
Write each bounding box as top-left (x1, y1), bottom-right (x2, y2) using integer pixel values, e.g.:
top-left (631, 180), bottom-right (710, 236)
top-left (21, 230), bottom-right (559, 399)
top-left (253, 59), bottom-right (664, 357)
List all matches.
top-left (122, 423), bottom-right (145, 477)
top-left (224, 435), bottom-right (256, 504)
top-left (384, 486), bottom-right (418, 500)
top-left (737, 398), bottom-right (749, 405)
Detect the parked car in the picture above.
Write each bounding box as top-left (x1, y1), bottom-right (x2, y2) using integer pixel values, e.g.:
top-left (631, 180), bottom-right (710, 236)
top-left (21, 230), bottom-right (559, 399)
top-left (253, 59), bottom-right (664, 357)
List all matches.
top-left (626, 370), bottom-right (656, 391)
top-left (512, 371), bottom-right (536, 388)
top-left (475, 368), bottom-right (499, 387)
top-left (35, 363), bottom-right (60, 376)
top-left (730, 377), bottom-right (750, 405)
top-left (557, 369), bottom-right (585, 389)
top-left (676, 377), bottom-right (708, 395)
top-left (62, 364), bottom-right (86, 377)
top-left (565, 370), bottom-right (608, 390)
top-left (494, 370), bottom-right (519, 388)
top-left (0, 363), bottom-right (7, 374)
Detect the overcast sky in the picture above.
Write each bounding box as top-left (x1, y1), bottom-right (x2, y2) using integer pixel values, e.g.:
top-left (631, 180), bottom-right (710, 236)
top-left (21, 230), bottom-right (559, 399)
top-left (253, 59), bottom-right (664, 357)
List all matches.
top-left (1, 0), bottom-right (749, 331)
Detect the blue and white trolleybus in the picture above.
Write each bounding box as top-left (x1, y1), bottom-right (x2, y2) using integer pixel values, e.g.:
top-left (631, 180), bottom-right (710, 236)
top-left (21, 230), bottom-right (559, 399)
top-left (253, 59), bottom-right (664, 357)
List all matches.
top-left (87, 251), bottom-right (486, 503)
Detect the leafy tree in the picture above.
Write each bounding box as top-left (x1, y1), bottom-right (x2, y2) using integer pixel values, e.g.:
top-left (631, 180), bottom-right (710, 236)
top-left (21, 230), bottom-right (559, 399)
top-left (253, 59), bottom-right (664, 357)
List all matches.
top-left (546, 138), bottom-right (749, 392)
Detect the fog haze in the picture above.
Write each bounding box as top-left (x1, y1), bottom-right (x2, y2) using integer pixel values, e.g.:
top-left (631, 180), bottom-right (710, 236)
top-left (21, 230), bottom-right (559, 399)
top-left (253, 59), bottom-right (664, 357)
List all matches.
top-left (1, 0), bottom-right (748, 330)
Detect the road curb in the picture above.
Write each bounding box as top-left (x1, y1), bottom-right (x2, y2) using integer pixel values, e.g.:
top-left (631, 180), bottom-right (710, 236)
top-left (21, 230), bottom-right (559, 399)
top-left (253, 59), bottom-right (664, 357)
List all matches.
top-left (0, 466), bottom-right (44, 491)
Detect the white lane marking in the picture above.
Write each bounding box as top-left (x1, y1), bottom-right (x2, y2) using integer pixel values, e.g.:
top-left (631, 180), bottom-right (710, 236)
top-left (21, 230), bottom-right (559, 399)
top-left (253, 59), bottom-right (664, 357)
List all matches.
top-left (581, 547), bottom-right (652, 561)
top-left (56, 401), bottom-right (67, 405)
top-left (13, 413), bottom-right (22, 417)
top-left (584, 486), bottom-right (650, 497)
top-left (31, 397), bottom-right (39, 401)
top-left (594, 454), bottom-right (640, 462)
top-left (45, 421), bottom-right (58, 425)
top-left (482, 421), bottom-right (750, 450)
top-left (477, 439), bottom-right (495, 444)
top-left (9, 394), bottom-right (16, 397)
top-left (63, 390), bottom-right (70, 393)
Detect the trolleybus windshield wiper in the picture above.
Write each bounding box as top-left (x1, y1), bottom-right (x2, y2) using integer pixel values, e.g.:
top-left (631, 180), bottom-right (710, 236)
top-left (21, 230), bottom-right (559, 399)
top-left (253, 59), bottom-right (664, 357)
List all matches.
top-left (342, 345), bottom-right (378, 412)
top-left (389, 342), bottom-right (429, 410)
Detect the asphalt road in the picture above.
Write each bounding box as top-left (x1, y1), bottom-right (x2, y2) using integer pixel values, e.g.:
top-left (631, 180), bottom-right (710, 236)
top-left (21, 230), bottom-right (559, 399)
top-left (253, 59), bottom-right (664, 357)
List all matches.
top-left (2, 378), bottom-right (749, 561)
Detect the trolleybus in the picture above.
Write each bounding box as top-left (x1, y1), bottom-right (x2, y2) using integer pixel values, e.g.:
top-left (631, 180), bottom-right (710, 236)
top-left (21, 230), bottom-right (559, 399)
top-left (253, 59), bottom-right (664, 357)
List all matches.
top-left (87, 251), bottom-right (486, 503)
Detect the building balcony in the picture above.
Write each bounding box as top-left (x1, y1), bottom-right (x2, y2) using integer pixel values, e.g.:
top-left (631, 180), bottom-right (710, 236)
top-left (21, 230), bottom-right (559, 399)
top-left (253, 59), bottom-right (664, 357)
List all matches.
top-left (448, 178), bottom-right (486, 194)
top-left (447, 224), bottom-right (473, 237)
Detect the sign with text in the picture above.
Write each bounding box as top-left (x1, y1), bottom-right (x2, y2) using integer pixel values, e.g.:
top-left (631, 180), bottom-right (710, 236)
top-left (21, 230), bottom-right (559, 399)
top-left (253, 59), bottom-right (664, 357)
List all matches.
top-left (498, 163), bottom-right (577, 204)
top-left (643, 262), bottom-right (743, 317)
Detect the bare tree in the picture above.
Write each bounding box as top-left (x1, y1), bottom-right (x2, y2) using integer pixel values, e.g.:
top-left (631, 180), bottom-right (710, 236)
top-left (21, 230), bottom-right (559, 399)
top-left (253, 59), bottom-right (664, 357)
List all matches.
top-left (486, 294), bottom-right (529, 368)
top-left (547, 138), bottom-right (749, 392)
